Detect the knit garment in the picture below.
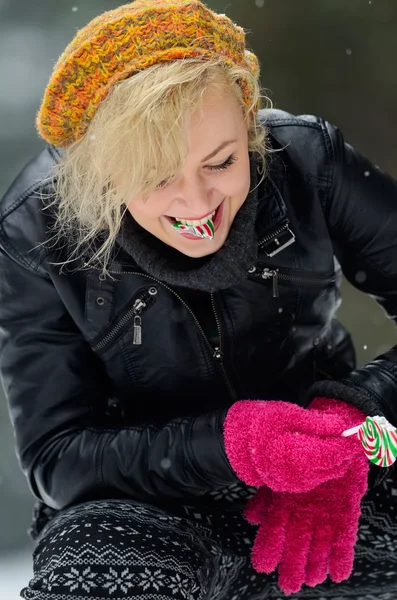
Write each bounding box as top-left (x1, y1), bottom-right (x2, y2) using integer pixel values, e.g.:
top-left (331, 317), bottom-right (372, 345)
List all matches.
top-left (116, 153), bottom-right (260, 292)
top-left (242, 398), bottom-right (370, 595)
top-left (306, 378), bottom-right (384, 419)
top-left (223, 398), bottom-right (366, 492)
top-left (244, 455), bottom-right (369, 595)
top-left (36, 0), bottom-right (260, 147)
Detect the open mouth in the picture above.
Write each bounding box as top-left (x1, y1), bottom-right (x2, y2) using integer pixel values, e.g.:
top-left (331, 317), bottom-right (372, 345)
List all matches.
top-left (165, 199), bottom-right (224, 228)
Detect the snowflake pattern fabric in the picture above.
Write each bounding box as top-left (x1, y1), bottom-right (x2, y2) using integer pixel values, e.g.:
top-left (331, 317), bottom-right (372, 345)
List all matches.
top-left (21, 466), bottom-right (396, 599)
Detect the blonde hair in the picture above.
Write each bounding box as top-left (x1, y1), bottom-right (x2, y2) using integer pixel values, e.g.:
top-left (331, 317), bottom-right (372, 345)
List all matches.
top-left (43, 58), bottom-right (271, 273)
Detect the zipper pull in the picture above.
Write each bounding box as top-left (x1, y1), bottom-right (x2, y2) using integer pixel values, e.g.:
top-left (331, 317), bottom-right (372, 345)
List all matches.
top-left (133, 299), bottom-right (146, 313)
top-left (133, 315), bottom-right (142, 345)
top-left (272, 271), bottom-right (279, 298)
top-left (132, 297), bottom-right (146, 345)
top-left (213, 346), bottom-right (224, 360)
top-left (261, 269), bottom-right (279, 298)
top-left (261, 224), bottom-right (296, 257)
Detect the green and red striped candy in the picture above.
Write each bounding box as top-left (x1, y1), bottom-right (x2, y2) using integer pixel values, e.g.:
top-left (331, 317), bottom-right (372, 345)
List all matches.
top-left (172, 217), bottom-right (215, 240)
top-left (358, 416), bottom-right (397, 467)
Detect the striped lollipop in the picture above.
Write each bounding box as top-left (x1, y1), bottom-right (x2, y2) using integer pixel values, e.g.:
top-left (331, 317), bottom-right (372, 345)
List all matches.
top-left (172, 217), bottom-right (215, 240)
top-left (343, 416), bottom-right (397, 467)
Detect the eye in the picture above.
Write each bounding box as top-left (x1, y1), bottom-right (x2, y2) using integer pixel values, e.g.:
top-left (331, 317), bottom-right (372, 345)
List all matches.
top-left (208, 154), bottom-right (238, 172)
top-left (156, 179), bottom-right (170, 190)
top-left (155, 175), bottom-right (175, 190)
top-left (155, 154), bottom-right (238, 189)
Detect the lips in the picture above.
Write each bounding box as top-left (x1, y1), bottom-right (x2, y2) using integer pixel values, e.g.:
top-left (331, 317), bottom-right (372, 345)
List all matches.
top-left (167, 198), bottom-right (225, 241)
top-left (173, 208), bottom-right (216, 221)
top-left (165, 201), bottom-right (223, 224)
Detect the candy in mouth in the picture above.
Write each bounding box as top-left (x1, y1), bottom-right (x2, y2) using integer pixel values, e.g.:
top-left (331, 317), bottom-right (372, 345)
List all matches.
top-left (172, 216), bottom-right (215, 240)
top-left (168, 203), bottom-right (222, 240)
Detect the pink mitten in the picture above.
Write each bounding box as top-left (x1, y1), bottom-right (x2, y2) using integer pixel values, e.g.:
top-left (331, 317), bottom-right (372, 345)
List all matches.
top-left (307, 396), bottom-right (367, 426)
top-left (243, 398), bottom-right (369, 596)
top-left (223, 399), bottom-right (363, 492)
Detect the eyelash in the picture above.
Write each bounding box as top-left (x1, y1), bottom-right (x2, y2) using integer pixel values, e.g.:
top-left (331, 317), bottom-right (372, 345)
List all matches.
top-left (208, 154), bottom-right (238, 171)
top-left (156, 154), bottom-right (237, 189)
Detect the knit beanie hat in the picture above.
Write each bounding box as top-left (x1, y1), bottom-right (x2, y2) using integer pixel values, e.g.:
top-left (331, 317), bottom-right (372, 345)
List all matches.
top-left (36, 0), bottom-right (260, 148)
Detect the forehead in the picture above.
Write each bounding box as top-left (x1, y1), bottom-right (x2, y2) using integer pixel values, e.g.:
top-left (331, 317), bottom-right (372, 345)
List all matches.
top-left (187, 91), bottom-right (246, 150)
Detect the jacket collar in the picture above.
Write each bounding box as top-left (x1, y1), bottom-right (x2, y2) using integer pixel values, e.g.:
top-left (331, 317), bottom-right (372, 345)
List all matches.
top-left (255, 167), bottom-right (295, 258)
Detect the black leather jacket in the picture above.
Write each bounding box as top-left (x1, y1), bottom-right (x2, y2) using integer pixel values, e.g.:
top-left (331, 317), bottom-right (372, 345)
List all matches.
top-left (1, 110), bottom-right (397, 524)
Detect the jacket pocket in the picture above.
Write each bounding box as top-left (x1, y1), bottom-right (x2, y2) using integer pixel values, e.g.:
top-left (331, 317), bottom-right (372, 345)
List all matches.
top-left (248, 264), bottom-right (336, 298)
top-left (91, 286), bottom-right (158, 354)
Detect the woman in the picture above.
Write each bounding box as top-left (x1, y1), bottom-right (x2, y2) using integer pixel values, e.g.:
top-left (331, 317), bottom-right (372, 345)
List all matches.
top-left (0, 0), bottom-right (396, 598)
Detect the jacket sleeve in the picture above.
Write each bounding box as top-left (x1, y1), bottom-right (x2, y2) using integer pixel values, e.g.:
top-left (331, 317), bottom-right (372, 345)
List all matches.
top-left (306, 120), bottom-right (397, 427)
top-left (0, 246), bottom-right (236, 511)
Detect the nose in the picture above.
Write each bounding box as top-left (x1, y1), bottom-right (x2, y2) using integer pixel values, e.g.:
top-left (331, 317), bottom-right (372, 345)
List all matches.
top-left (173, 176), bottom-right (214, 219)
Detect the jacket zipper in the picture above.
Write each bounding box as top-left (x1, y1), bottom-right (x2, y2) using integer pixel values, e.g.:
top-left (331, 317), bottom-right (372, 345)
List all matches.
top-left (87, 265), bottom-right (237, 400)
top-left (258, 221), bottom-right (296, 257)
top-left (210, 293), bottom-right (238, 401)
top-left (93, 292), bottom-right (155, 352)
top-left (132, 298), bottom-right (146, 345)
top-left (253, 267), bottom-right (336, 298)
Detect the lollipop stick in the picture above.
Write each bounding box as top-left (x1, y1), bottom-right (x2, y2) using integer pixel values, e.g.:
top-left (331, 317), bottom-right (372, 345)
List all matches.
top-left (342, 425), bottom-right (362, 437)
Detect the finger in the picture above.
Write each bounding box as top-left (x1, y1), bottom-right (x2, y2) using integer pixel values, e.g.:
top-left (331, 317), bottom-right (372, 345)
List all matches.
top-left (250, 494), bottom-right (292, 574)
top-left (304, 486), bottom-right (337, 587)
top-left (328, 464), bottom-right (369, 582)
top-left (244, 486), bottom-right (272, 525)
top-left (329, 512), bottom-right (358, 582)
top-left (277, 501), bottom-right (315, 595)
top-left (329, 503), bottom-right (364, 583)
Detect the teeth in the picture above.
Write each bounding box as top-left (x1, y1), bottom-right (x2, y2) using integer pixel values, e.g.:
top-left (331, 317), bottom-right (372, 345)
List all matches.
top-left (176, 210), bottom-right (216, 226)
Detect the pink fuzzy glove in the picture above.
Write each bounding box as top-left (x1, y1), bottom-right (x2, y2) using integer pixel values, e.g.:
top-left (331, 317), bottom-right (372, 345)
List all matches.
top-left (243, 398), bottom-right (370, 595)
top-left (223, 398), bottom-right (364, 492)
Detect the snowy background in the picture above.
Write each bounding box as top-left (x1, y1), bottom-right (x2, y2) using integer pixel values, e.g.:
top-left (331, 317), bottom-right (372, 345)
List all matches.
top-left (0, 0), bottom-right (396, 597)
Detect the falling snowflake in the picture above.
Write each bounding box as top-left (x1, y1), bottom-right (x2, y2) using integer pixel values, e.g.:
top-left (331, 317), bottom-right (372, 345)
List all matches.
top-left (72, 6), bottom-right (79, 12)
top-left (345, 48), bottom-right (352, 55)
top-left (364, 170), bottom-right (371, 176)
top-left (255, 0), bottom-right (265, 7)
top-left (355, 270), bottom-right (367, 283)
top-left (363, 345), bottom-right (368, 350)
top-left (160, 458), bottom-right (172, 469)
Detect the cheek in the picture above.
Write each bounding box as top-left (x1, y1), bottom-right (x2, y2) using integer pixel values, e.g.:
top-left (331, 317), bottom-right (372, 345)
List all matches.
top-left (233, 157), bottom-right (251, 191)
top-left (218, 175), bottom-right (247, 204)
top-left (127, 197), bottom-right (168, 222)
top-left (232, 167), bottom-right (251, 201)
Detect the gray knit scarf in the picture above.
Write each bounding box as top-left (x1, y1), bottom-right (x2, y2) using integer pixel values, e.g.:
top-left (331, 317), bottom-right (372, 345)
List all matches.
top-left (116, 153), bottom-right (260, 292)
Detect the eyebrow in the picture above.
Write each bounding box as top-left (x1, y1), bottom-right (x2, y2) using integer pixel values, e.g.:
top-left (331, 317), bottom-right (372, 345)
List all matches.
top-left (202, 139), bottom-right (237, 162)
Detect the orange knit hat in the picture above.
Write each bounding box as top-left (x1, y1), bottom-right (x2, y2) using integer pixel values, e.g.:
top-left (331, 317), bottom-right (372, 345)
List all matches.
top-left (36, 0), bottom-right (260, 148)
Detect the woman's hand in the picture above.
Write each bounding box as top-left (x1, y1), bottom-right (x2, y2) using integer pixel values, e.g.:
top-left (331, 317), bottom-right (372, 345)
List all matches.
top-left (243, 447), bottom-right (369, 595)
top-left (223, 398), bottom-right (365, 492)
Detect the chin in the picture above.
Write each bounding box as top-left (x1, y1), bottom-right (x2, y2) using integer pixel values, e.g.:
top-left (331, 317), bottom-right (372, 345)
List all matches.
top-left (175, 236), bottom-right (226, 258)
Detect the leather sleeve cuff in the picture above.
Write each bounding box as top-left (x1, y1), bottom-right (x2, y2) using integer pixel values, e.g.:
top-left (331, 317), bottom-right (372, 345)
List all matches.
top-left (305, 379), bottom-right (383, 418)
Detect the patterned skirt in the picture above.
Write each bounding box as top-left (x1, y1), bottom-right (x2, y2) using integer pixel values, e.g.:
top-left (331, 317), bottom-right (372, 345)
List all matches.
top-left (21, 465), bottom-right (397, 600)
